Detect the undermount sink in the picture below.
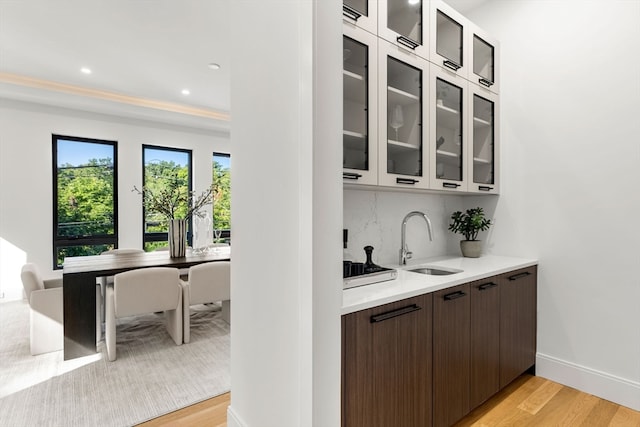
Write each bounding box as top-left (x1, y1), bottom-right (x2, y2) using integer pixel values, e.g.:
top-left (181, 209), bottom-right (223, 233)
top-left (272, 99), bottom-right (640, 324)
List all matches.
top-left (408, 267), bottom-right (462, 276)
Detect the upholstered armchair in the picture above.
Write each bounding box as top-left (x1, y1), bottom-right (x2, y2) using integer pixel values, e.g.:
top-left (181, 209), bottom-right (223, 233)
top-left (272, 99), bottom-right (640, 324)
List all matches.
top-left (180, 261), bottom-right (230, 344)
top-left (98, 249), bottom-right (145, 325)
top-left (105, 267), bottom-right (182, 361)
top-left (20, 263), bottom-right (101, 355)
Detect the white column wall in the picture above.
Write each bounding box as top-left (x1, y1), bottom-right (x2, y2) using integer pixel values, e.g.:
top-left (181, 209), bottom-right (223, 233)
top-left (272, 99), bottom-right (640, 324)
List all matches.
top-left (228, 0), bottom-right (341, 426)
top-left (464, 0), bottom-right (640, 409)
top-left (0, 99), bottom-right (230, 300)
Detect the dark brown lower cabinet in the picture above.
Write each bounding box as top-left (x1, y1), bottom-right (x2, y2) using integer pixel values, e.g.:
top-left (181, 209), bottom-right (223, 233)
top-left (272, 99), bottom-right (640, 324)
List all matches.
top-left (469, 277), bottom-right (501, 410)
top-left (342, 265), bottom-right (537, 427)
top-left (433, 284), bottom-right (470, 427)
top-left (342, 293), bottom-right (433, 427)
top-left (499, 266), bottom-right (538, 388)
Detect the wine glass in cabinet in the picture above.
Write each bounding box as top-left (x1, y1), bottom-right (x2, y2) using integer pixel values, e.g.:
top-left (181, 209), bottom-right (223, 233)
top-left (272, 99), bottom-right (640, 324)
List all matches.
top-left (343, 25), bottom-right (378, 186)
top-left (342, 0), bottom-right (377, 35)
top-left (468, 84), bottom-right (499, 193)
top-left (378, 0), bottom-right (430, 60)
top-left (378, 40), bottom-right (430, 189)
top-left (429, 0), bottom-right (469, 77)
top-left (429, 63), bottom-right (468, 192)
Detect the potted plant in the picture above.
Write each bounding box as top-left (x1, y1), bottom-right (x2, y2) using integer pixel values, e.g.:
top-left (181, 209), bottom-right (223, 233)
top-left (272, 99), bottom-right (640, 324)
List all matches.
top-left (448, 207), bottom-right (492, 258)
top-left (133, 179), bottom-right (214, 258)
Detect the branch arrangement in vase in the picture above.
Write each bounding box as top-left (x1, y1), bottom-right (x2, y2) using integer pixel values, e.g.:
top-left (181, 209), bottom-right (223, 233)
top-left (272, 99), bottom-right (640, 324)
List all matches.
top-left (133, 180), bottom-right (214, 221)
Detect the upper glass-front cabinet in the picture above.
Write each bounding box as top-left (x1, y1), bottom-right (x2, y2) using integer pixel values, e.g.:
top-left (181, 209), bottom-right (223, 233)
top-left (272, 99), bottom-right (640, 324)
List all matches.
top-left (430, 0), bottom-right (468, 77)
top-left (468, 84), bottom-right (499, 193)
top-left (470, 25), bottom-right (500, 93)
top-left (343, 0), bottom-right (378, 35)
top-left (378, 0), bottom-right (430, 60)
top-left (379, 40), bottom-right (430, 189)
top-left (343, 25), bottom-right (378, 186)
top-left (429, 63), bottom-right (468, 192)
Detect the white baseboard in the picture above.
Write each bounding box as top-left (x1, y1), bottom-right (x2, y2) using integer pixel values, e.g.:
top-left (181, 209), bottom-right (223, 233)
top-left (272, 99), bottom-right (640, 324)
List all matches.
top-left (536, 353), bottom-right (640, 411)
top-left (227, 405), bottom-right (246, 427)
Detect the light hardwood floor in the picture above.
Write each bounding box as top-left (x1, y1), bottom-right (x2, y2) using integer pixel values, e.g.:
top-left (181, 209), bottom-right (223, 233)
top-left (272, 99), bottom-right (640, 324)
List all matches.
top-left (138, 375), bottom-right (640, 426)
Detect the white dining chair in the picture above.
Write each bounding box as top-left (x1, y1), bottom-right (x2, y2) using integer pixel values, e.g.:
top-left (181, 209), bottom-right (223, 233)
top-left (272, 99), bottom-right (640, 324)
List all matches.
top-left (98, 249), bottom-right (145, 326)
top-left (105, 267), bottom-right (183, 361)
top-left (180, 261), bottom-right (230, 344)
top-left (21, 263), bottom-right (101, 355)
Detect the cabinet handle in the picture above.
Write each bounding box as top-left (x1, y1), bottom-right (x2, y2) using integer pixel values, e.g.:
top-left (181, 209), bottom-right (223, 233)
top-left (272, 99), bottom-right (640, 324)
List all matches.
top-left (508, 271), bottom-right (531, 281)
top-left (442, 182), bottom-right (461, 188)
top-left (370, 304), bottom-right (421, 323)
top-left (343, 172), bottom-right (362, 180)
top-left (444, 290), bottom-right (467, 301)
top-left (443, 60), bottom-right (462, 71)
top-left (478, 186), bottom-right (494, 191)
top-left (397, 36), bottom-right (419, 51)
top-left (478, 282), bottom-right (498, 291)
top-left (342, 5), bottom-right (362, 22)
top-left (479, 78), bottom-right (494, 88)
top-left (397, 178), bottom-right (418, 185)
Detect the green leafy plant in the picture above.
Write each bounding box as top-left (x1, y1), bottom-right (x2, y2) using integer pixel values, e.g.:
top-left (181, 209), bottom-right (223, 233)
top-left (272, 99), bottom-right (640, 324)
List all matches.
top-left (448, 207), bottom-right (492, 241)
top-left (133, 179), bottom-right (214, 221)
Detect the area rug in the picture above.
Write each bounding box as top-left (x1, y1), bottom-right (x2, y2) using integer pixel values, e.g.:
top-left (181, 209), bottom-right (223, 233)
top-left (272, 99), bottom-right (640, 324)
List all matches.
top-left (0, 299), bottom-right (230, 426)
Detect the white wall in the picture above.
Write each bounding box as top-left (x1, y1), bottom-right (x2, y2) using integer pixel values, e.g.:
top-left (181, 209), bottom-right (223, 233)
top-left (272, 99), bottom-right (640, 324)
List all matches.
top-left (0, 99), bottom-right (230, 300)
top-left (344, 189), bottom-right (469, 265)
top-left (228, 1), bottom-right (341, 426)
top-left (464, 0), bottom-right (640, 410)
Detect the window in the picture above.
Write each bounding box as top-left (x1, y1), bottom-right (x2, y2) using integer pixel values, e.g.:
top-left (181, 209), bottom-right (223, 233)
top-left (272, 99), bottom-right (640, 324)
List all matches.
top-left (52, 135), bottom-right (118, 269)
top-left (143, 145), bottom-right (192, 251)
top-left (213, 152), bottom-right (231, 241)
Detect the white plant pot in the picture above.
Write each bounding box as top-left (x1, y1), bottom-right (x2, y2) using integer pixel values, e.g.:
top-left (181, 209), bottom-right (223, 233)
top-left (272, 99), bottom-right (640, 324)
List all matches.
top-left (460, 240), bottom-right (482, 258)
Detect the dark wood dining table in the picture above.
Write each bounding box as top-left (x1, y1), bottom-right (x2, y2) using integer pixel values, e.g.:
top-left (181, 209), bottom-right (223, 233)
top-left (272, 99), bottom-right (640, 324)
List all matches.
top-left (62, 247), bottom-right (231, 360)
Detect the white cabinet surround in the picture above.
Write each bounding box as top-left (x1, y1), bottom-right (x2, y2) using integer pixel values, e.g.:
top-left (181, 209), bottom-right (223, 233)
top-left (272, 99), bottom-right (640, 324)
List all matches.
top-left (342, 0), bottom-right (500, 194)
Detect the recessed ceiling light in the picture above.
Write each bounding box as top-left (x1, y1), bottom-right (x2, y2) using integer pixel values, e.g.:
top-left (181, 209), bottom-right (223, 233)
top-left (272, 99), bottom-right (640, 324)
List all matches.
top-left (208, 63), bottom-right (221, 70)
top-left (80, 67), bottom-right (92, 74)
top-left (181, 89), bottom-right (190, 95)
top-left (408, 0), bottom-right (420, 4)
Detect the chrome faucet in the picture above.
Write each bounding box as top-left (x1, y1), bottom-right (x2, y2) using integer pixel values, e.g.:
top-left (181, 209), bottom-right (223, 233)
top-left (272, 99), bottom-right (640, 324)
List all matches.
top-left (399, 211), bottom-right (433, 265)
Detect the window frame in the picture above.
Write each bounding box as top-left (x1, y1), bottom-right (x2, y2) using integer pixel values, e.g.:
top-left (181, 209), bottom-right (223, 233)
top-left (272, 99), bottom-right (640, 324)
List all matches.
top-left (142, 144), bottom-right (193, 250)
top-left (212, 152), bottom-right (231, 241)
top-left (52, 134), bottom-right (119, 269)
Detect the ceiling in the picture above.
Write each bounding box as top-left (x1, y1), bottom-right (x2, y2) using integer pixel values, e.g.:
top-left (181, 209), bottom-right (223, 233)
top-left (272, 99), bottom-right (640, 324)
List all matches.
top-left (0, 0), bottom-right (488, 133)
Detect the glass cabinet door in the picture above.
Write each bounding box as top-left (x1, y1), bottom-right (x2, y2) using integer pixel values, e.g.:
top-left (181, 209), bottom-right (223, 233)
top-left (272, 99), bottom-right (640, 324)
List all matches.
top-left (378, 0), bottom-right (429, 60)
top-left (430, 63), bottom-right (468, 191)
top-left (430, 0), bottom-right (468, 76)
top-left (471, 26), bottom-right (500, 93)
top-left (343, 26), bottom-right (378, 186)
top-left (343, 0), bottom-right (377, 35)
top-left (379, 40), bottom-right (429, 189)
top-left (468, 85), bottom-right (499, 193)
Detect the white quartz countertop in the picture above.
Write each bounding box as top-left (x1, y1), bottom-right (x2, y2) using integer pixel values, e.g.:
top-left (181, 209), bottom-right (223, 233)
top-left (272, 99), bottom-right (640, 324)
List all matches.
top-left (342, 254), bottom-right (538, 315)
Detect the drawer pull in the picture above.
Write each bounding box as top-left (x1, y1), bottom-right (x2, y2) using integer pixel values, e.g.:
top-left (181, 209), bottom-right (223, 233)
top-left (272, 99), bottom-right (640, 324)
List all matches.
top-left (478, 282), bottom-right (498, 291)
top-left (508, 271), bottom-right (531, 281)
top-left (444, 290), bottom-right (467, 301)
top-left (478, 186), bottom-right (494, 191)
top-left (343, 172), bottom-right (362, 180)
top-left (443, 60), bottom-right (462, 71)
top-left (397, 178), bottom-right (419, 185)
top-left (443, 182), bottom-right (461, 188)
top-left (397, 35), bottom-right (419, 50)
top-left (342, 5), bottom-right (362, 22)
top-left (370, 304), bottom-right (421, 323)
top-left (479, 78), bottom-right (494, 88)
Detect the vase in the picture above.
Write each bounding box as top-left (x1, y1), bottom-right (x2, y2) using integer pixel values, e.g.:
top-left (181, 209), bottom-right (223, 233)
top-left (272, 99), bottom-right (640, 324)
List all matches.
top-left (168, 219), bottom-right (187, 258)
top-left (460, 240), bottom-right (482, 258)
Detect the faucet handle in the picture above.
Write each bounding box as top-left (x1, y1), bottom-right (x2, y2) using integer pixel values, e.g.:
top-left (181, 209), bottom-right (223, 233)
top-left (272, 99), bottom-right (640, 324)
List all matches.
top-left (406, 251), bottom-right (413, 260)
